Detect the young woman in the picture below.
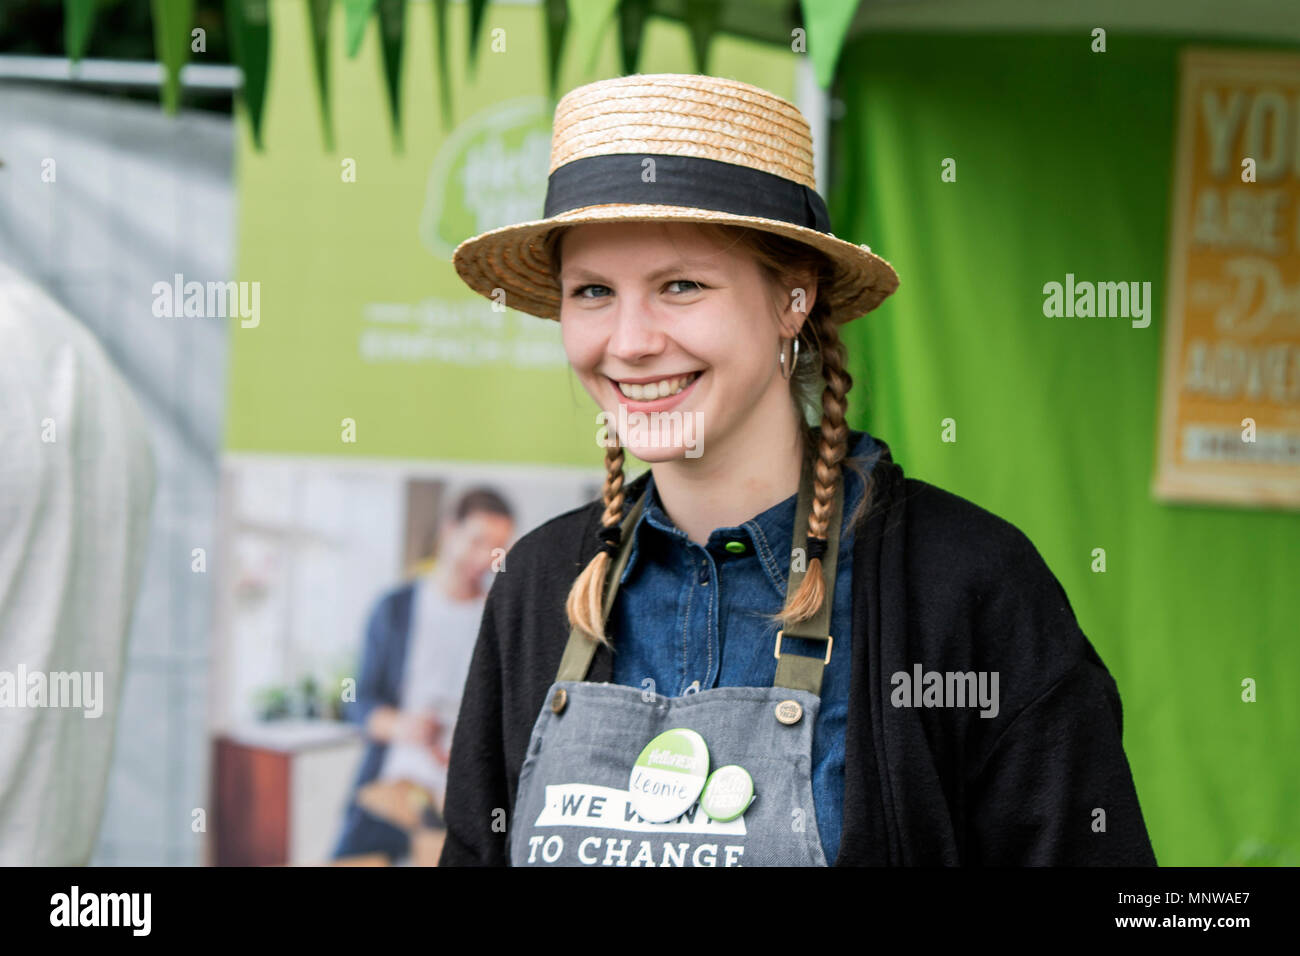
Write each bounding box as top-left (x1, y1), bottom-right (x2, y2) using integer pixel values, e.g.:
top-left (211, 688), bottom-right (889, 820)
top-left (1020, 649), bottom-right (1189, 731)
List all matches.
top-left (440, 73), bottom-right (1156, 867)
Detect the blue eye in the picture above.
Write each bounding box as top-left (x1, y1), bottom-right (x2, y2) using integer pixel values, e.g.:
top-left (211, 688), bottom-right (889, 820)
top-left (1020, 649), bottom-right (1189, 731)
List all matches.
top-left (569, 280), bottom-right (703, 298)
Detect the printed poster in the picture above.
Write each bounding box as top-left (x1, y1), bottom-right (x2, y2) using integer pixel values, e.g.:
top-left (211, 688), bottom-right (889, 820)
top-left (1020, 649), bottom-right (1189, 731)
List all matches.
top-left (1154, 49), bottom-right (1300, 509)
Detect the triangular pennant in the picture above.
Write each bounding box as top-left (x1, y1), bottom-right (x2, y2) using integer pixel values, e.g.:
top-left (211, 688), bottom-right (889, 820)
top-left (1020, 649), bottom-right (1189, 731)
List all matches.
top-left (618, 0), bottom-right (651, 75)
top-left (305, 0), bottom-right (334, 149)
top-left (343, 0), bottom-right (377, 58)
top-left (466, 0), bottom-right (488, 72)
top-left (431, 0), bottom-right (453, 132)
top-left (376, 0), bottom-right (406, 150)
top-left (543, 0), bottom-right (569, 98)
top-left (64, 0), bottom-right (97, 63)
top-left (567, 0), bottom-right (618, 78)
top-left (150, 0), bottom-right (194, 115)
top-left (682, 0), bottom-right (722, 75)
top-left (225, 0), bottom-right (272, 149)
top-left (799, 0), bottom-right (861, 88)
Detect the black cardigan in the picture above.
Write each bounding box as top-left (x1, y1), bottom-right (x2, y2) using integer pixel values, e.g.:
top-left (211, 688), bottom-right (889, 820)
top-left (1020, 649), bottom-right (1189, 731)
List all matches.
top-left (438, 439), bottom-right (1157, 866)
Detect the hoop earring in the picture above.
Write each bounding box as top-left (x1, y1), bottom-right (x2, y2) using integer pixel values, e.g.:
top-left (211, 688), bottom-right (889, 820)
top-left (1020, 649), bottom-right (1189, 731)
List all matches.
top-left (779, 336), bottom-right (799, 380)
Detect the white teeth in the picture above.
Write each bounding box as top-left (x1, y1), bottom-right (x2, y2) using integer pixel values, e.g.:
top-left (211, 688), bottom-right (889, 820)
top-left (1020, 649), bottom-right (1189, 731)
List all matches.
top-left (616, 372), bottom-right (698, 401)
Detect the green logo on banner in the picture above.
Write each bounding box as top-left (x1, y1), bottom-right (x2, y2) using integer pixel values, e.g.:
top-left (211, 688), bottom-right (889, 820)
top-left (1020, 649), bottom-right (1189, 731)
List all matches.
top-left (420, 97), bottom-right (553, 259)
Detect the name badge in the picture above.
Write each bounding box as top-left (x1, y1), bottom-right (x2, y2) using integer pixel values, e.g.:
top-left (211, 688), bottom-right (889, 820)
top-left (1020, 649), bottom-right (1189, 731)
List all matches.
top-left (628, 728), bottom-right (709, 823)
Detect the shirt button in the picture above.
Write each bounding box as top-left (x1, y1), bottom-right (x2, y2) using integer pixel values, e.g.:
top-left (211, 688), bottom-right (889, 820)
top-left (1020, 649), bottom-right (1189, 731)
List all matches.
top-left (724, 540), bottom-right (746, 554)
top-left (698, 562), bottom-right (709, 585)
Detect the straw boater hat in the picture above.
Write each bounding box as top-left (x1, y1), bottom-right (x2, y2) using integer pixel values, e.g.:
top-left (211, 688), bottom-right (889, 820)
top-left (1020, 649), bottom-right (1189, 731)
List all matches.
top-left (452, 73), bottom-right (899, 322)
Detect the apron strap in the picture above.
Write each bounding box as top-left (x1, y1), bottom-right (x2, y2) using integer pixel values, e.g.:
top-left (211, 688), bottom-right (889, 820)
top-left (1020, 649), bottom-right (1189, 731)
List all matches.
top-left (554, 489), bottom-right (648, 683)
top-left (554, 451), bottom-right (844, 696)
top-left (772, 453), bottom-right (843, 696)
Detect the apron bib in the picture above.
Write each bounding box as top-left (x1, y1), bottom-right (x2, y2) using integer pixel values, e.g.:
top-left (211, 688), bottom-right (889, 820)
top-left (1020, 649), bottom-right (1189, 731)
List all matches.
top-left (510, 457), bottom-right (844, 867)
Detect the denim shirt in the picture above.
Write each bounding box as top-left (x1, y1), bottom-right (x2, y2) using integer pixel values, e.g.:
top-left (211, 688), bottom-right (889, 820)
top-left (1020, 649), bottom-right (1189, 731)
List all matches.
top-left (608, 429), bottom-right (880, 865)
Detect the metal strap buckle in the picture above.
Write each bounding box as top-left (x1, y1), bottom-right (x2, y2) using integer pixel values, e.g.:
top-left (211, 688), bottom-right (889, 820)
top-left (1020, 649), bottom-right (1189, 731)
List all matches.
top-left (773, 630), bottom-right (833, 666)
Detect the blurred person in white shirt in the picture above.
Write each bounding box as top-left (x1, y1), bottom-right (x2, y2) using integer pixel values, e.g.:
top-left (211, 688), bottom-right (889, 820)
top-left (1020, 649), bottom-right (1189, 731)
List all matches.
top-left (0, 261), bottom-right (156, 865)
top-left (331, 487), bottom-right (513, 861)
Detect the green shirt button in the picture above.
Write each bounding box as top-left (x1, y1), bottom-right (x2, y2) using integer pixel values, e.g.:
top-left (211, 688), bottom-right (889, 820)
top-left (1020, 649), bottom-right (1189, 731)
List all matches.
top-left (724, 540), bottom-right (746, 554)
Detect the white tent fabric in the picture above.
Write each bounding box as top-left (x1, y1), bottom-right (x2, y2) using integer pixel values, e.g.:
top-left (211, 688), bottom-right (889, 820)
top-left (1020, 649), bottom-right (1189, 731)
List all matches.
top-left (0, 82), bottom-right (232, 865)
top-left (0, 261), bottom-right (155, 865)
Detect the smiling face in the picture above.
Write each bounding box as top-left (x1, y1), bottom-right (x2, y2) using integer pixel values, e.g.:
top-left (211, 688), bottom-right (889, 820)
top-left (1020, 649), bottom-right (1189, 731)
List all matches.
top-left (557, 221), bottom-right (813, 465)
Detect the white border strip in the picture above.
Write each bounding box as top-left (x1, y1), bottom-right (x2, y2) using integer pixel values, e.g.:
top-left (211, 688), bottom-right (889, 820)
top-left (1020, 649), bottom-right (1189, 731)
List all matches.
top-left (0, 55), bottom-right (241, 90)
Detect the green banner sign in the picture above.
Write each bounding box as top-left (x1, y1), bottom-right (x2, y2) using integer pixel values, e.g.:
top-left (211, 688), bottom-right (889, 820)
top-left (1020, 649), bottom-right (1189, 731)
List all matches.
top-left (225, 1), bottom-right (799, 465)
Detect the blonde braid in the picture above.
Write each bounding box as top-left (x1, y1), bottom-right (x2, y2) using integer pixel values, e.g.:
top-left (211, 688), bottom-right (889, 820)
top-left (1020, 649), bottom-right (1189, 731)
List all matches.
top-left (565, 443), bottom-right (627, 645)
top-left (780, 307), bottom-right (852, 626)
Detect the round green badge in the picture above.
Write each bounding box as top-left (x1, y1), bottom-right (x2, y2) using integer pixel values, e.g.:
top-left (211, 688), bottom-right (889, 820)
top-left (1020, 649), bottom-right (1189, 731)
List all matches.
top-left (700, 765), bottom-right (754, 822)
top-left (628, 728), bottom-right (710, 823)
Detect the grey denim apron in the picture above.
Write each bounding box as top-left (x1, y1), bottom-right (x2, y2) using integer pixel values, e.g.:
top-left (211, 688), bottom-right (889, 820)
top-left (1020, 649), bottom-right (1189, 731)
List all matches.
top-left (509, 458), bottom-right (845, 867)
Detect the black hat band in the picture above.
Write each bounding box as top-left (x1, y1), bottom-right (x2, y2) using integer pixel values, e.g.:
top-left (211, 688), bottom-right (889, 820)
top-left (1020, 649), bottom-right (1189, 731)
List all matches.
top-left (543, 153), bottom-right (833, 235)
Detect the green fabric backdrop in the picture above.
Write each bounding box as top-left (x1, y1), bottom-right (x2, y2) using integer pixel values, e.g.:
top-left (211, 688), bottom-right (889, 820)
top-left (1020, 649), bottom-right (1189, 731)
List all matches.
top-left (834, 32), bottom-right (1300, 866)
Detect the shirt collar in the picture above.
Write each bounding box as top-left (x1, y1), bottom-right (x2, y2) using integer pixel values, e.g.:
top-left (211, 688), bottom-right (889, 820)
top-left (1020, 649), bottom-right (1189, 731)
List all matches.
top-left (618, 429), bottom-right (879, 594)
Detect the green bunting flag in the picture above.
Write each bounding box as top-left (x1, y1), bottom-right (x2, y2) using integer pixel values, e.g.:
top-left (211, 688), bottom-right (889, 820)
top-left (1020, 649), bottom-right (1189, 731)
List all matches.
top-left (568, 0), bottom-right (619, 78)
top-left (543, 0), bottom-right (569, 98)
top-left (376, 0), bottom-right (406, 149)
top-left (225, 0), bottom-right (272, 148)
top-left (431, 0), bottom-right (453, 132)
top-left (799, 0), bottom-right (861, 88)
top-left (682, 0), bottom-right (723, 74)
top-left (618, 0), bottom-right (651, 75)
top-left (66, 0), bottom-right (848, 138)
top-left (63, 0), bottom-right (97, 63)
top-left (343, 0), bottom-right (377, 58)
top-left (305, 0), bottom-right (334, 149)
top-left (151, 0), bottom-right (194, 114)
top-left (466, 0), bottom-right (488, 72)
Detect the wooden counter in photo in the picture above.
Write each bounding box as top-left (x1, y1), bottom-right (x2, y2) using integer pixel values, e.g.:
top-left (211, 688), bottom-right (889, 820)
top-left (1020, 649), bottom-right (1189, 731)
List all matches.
top-left (212, 719), bottom-right (365, 866)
